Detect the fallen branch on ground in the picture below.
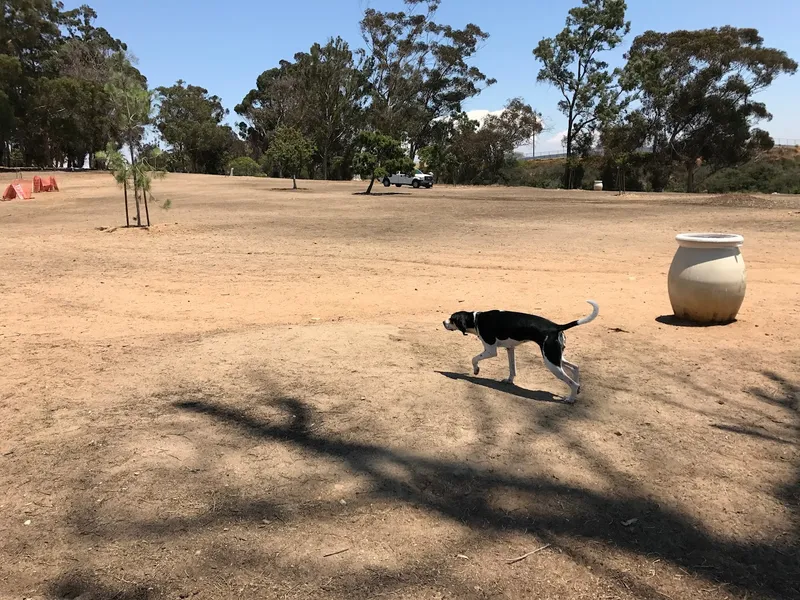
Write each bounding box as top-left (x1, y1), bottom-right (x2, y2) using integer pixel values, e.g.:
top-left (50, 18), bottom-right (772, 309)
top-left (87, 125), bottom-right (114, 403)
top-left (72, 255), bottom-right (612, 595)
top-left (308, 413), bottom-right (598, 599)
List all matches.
top-left (505, 544), bottom-right (551, 564)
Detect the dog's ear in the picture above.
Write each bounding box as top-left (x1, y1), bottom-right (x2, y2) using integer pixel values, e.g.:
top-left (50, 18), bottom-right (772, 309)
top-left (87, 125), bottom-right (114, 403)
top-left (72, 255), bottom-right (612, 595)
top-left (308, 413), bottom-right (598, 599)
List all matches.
top-left (453, 313), bottom-right (468, 335)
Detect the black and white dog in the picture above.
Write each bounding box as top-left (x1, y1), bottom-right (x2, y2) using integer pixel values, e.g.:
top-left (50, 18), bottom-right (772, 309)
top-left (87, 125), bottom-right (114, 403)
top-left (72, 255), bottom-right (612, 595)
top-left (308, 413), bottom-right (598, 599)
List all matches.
top-left (443, 301), bottom-right (599, 403)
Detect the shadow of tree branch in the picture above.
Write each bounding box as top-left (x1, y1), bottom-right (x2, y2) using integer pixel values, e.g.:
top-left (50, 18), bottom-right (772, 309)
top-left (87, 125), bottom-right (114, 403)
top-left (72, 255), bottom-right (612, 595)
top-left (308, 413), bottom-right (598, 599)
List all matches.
top-left (161, 382), bottom-right (799, 600)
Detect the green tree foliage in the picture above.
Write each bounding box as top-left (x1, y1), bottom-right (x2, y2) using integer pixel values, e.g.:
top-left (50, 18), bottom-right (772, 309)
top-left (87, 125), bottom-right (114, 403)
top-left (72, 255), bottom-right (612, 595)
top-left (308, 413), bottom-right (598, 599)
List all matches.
top-left (235, 37), bottom-right (366, 180)
top-left (353, 131), bottom-right (413, 194)
top-left (0, 1), bottom-right (144, 167)
top-left (419, 99), bottom-right (542, 185)
top-left (235, 62), bottom-right (302, 159)
top-left (701, 150), bottom-right (800, 194)
top-left (292, 38), bottom-right (368, 180)
top-left (599, 111), bottom-right (648, 192)
top-left (360, 0), bottom-right (494, 157)
top-left (621, 27), bottom-right (797, 191)
top-left (265, 126), bottom-right (316, 189)
top-left (227, 156), bottom-right (263, 177)
top-left (56, 5), bottom-right (135, 168)
top-left (0, 0), bottom-right (63, 166)
top-left (533, 0), bottom-right (630, 188)
top-left (155, 81), bottom-right (238, 174)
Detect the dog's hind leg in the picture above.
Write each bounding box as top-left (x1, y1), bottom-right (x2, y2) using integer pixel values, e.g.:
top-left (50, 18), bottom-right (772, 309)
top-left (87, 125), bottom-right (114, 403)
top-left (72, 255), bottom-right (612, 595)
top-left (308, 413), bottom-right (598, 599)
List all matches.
top-left (543, 356), bottom-right (580, 403)
top-left (542, 336), bottom-right (580, 403)
top-left (472, 342), bottom-right (497, 376)
top-left (558, 332), bottom-right (580, 391)
top-left (502, 347), bottom-right (517, 385)
top-left (562, 358), bottom-right (581, 389)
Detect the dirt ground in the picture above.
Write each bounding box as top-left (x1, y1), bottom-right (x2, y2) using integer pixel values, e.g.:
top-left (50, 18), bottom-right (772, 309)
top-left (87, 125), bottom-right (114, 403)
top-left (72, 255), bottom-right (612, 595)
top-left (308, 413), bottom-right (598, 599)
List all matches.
top-left (1, 172), bottom-right (798, 600)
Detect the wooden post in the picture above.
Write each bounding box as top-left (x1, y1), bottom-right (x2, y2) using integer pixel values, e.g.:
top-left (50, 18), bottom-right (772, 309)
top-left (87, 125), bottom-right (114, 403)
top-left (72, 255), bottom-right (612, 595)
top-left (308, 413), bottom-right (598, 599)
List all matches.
top-left (129, 146), bottom-right (142, 226)
top-left (142, 186), bottom-right (151, 227)
top-left (123, 179), bottom-right (130, 227)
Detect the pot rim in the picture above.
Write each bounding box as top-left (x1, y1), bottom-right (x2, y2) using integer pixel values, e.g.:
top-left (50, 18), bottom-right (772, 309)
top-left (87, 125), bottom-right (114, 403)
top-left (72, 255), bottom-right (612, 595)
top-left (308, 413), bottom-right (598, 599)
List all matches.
top-left (675, 232), bottom-right (744, 248)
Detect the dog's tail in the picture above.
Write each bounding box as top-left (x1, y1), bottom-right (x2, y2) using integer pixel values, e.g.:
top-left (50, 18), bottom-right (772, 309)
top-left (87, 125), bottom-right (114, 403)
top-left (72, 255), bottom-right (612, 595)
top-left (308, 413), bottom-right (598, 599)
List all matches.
top-left (558, 300), bottom-right (599, 332)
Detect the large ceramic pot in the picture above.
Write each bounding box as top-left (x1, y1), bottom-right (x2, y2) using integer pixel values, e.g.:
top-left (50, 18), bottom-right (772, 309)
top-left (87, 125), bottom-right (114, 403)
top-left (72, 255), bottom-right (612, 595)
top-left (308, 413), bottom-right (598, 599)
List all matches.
top-left (593, 180), bottom-right (603, 191)
top-left (668, 233), bottom-right (746, 324)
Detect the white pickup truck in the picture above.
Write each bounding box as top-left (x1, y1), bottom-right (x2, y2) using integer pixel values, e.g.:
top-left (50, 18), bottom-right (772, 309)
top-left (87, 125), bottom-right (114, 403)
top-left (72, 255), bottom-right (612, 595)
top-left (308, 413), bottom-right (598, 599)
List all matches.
top-left (382, 169), bottom-right (434, 189)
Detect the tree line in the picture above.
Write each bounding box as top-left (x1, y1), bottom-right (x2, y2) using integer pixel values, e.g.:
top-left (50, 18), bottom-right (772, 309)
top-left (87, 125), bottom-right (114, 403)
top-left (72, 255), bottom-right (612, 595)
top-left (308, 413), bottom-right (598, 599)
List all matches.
top-left (2, 0), bottom-right (796, 193)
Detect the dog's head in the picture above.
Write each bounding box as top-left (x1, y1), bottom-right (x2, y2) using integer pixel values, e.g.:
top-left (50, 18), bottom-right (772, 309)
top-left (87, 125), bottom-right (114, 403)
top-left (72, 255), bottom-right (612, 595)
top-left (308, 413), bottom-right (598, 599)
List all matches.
top-left (443, 311), bottom-right (475, 336)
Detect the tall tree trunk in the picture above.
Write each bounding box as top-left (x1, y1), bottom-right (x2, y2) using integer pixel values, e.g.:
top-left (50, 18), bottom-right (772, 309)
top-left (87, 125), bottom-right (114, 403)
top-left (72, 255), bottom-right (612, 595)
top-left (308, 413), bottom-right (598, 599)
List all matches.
top-left (322, 148), bottom-right (329, 180)
top-left (686, 161), bottom-right (696, 193)
top-left (365, 174), bottom-right (375, 194)
top-left (292, 173), bottom-right (297, 190)
top-left (564, 112), bottom-right (574, 189)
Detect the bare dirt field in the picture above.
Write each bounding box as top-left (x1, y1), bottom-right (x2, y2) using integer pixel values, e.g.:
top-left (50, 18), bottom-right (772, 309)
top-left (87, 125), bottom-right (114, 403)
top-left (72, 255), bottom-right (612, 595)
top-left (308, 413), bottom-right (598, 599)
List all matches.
top-left (1, 172), bottom-right (798, 600)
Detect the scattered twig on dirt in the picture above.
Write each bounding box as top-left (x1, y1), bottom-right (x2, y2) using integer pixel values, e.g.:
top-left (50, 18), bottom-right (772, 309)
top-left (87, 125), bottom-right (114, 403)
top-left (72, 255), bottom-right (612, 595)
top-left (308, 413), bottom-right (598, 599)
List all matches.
top-left (608, 327), bottom-right (630, 333)
top-left (323, 548), bottom-right (350, 558)
top-left (369, 591), bottom-right (401, 599)
top-left (505, 543), bottom-right (551, 564)
top-left (157, 449), bottom-right (182, 462)
top-left (166, 432), bottom-right (194, 444)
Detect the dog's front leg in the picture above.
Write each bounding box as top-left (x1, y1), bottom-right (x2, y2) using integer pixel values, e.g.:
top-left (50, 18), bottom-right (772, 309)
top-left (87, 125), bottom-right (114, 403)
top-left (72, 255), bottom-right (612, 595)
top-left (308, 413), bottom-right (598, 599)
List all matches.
top-left (472, 343), bottom-right (497, 376)
top-left (502, 347), bottom-right (516, 384)
top-left (543, 356), bottom-right (580, 403)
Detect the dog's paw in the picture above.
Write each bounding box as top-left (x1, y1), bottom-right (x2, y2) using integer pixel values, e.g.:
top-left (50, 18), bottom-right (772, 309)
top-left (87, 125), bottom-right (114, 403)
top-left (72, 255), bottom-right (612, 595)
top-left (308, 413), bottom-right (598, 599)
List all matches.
top-left (564, 395), bottom-right (577, 405)
top-left (501, 378), bottom-right (515, 385)
top-left (576, 384), bottom-right (582, 396)
top-left (473, 365), bottom-right (480, 376)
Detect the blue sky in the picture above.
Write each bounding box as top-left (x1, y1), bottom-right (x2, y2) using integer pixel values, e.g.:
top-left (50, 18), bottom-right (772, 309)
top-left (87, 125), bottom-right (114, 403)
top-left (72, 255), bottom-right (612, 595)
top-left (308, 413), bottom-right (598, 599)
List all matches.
top-left (73, 0), bottom-right (800, 153)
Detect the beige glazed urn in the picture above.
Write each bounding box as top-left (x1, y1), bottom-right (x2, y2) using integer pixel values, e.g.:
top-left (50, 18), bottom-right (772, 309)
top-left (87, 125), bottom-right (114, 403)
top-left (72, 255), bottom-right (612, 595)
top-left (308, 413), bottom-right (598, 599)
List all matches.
top-left (667, 233), bottom-right (746, 324)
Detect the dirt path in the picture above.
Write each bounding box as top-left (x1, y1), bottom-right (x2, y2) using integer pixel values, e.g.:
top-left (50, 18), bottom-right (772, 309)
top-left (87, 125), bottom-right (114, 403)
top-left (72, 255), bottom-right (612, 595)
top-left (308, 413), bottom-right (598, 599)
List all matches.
top-left (1, 173), bottom-right (798, 599)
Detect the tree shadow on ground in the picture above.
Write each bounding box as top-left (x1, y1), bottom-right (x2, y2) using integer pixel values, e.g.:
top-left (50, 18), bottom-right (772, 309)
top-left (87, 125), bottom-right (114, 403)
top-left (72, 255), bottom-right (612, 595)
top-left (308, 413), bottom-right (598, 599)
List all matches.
top-left (437, 371), bottom-right (564, 403)
top-left (161, 369), bottom-right (799, 600)
top-left (749, 372), bottom-right (799, 515)
top-left (47, 570), bottom-right (154, 600)
top-left (351, 191), bottom-right (411, 196)
top-left (711, 423), bottom-right (797, 446)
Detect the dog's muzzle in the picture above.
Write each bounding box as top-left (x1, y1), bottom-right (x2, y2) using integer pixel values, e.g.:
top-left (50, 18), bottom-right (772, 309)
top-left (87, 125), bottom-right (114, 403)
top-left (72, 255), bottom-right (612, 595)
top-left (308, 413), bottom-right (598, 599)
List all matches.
top-left (443, 320), bottom-right (456, 331)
